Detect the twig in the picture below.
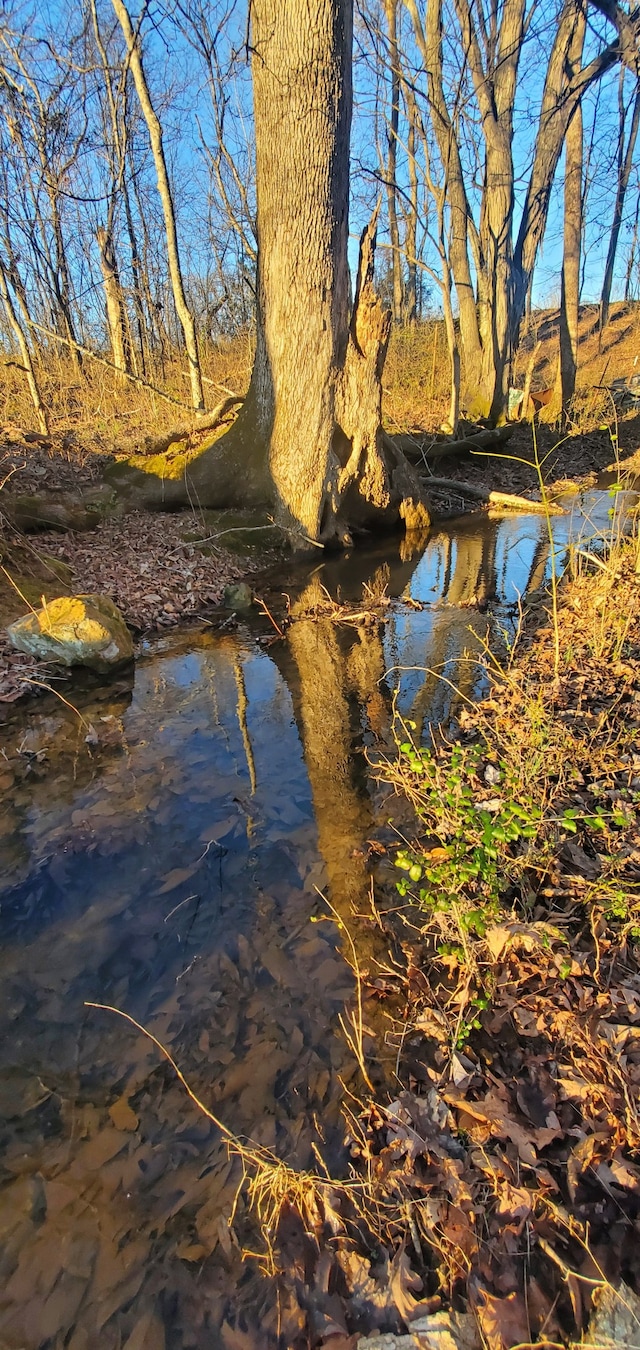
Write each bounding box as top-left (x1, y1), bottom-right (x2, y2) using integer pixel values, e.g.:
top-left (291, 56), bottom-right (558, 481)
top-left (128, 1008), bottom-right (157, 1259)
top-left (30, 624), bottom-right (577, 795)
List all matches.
top-left (20, 677), bottom-right (93, 729)
top-left (255, 595), bottom-right (285, 637)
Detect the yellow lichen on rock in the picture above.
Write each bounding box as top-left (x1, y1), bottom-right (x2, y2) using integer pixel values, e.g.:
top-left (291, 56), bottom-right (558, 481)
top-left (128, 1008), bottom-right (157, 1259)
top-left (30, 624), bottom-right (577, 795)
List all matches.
top-left (7, 594), bottom-right (134, 673)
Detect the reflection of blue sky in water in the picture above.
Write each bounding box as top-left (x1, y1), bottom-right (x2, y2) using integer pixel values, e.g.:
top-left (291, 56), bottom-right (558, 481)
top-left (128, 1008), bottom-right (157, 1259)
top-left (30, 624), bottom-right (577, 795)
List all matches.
top-left (0, 491), bottom-right (636, 1346)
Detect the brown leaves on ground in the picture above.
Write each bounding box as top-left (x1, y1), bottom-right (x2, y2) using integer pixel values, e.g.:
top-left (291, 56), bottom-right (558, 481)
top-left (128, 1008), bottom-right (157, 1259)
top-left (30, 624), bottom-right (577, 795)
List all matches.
top-left (0, 435), bottom-right (253, 701)
top-left (31, 511), bottom-right (249, 632)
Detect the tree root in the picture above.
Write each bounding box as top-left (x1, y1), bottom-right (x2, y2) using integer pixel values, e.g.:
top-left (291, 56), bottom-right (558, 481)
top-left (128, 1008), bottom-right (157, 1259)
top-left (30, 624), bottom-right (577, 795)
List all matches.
top-left (384, 425), bottom-right (515, 463)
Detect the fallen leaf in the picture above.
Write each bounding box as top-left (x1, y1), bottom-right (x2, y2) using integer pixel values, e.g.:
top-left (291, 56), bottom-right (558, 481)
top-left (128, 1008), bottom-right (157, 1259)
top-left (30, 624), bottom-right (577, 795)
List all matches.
top-left (109, 1096), bottom-right (139, 1132)
top-left (471, 1286), bottom-right (530, 1350)
top-left (153, 861), bottom-right (202, 894)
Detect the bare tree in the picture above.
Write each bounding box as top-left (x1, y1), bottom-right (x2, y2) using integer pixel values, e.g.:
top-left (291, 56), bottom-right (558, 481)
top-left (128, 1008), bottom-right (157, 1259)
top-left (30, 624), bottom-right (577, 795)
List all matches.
top-left (0, 254), bottom-right (48, 432)
top-left (110, 0), bottom-right (205, 409)
top-left (400, 0), bottom-right (633, 421)
top-left (382, 0), bottom-right (404, 323)
top-left (0, 28), bottom-right (85, 374)
top-left (600, 68), bottom-right (640, 334)
top-left (558, 6), bottom-right (586, 415)
top-left (404, 0), bottom-right (482, 395)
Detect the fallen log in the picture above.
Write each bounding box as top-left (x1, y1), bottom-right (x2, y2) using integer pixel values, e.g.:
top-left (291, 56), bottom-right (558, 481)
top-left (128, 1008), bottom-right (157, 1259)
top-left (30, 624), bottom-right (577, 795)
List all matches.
top-left (383, 424), bottom-right (515, 463)
top-left (425, 477), bottom-right (566, 514)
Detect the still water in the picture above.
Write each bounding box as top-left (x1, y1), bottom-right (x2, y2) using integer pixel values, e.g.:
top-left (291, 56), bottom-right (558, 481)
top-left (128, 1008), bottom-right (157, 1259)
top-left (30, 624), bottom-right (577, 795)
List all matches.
top-left (0, 491), bottom-right (633, 1348)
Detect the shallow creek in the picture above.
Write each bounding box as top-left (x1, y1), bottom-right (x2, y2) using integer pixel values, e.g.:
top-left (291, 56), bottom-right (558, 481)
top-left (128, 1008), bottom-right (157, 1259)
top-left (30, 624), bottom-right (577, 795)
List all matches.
top-left (0, 489), bottom-right (634, 1348)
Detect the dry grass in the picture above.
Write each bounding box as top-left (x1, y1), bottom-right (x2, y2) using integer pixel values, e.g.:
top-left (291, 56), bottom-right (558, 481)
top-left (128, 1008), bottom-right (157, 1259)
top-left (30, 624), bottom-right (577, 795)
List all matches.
top-left (1, 302), bottom-right (639, 473)
top-left (0, 333), bottom-right (255, 454)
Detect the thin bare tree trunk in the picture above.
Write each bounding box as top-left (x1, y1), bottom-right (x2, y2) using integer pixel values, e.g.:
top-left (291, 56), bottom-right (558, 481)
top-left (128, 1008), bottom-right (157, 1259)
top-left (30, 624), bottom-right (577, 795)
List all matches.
top-left (383, 0), bottom-right (404, 324)
top-left (624, 188), bottom-right (640, 300)
top-left (0, 258), bottom-right (48, 433)
top-left (404, 107), bottom-right (418, 324)
top-left (600, 75), bottom-right (640, 335)
top-left (512, 0), bottom-right (619, 357)
top-left (404, 0), bottom-right (482, 394)
top-left (110, 0), bottom-right (205, 411)
top-left (556, 11), bottom-right (586, 417)
top-left (96, 226), bottom-right (132, 374)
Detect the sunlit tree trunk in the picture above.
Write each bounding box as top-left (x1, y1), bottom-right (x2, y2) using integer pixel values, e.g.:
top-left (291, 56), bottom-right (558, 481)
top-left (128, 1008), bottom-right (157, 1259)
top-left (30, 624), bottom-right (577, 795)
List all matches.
top-left (97, 227), bottom-right (131, 375)
top-left (452, 0), bottom-right (524, 422)
top-left (557, 11), bottom-right (586, 417)
top-left (403, 106), bottom-right (419, 325)
top-left (110, 0), bottom-right (205, 411)
top-left (179, 0), bottom-right (430, 545)
top-left (0, 257), bottom-right (48, 433)
top-left (404, 0), bottom-right (482, 400)
top-left (511, 0), bottom-right (619, 365)
top-left (383, 0), bottom-right (404, 324)
top-left (600, 74), bottom-right (640, 335)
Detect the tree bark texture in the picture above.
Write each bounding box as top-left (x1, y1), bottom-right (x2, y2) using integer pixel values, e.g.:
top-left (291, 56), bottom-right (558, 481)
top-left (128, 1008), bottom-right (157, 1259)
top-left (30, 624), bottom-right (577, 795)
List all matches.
top-left (171, 0), bottom-right (430, 545)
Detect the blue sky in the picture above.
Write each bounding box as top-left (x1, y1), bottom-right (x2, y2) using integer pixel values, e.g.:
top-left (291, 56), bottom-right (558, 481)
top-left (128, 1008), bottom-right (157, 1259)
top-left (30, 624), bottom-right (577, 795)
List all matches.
top-left (1, 0), bottom-right (638, 337)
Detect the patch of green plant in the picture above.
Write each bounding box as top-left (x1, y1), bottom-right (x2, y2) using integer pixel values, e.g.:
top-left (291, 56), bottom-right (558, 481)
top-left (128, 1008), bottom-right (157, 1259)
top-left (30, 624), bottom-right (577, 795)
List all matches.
top-left (393, 739), bottom-right (542, 917)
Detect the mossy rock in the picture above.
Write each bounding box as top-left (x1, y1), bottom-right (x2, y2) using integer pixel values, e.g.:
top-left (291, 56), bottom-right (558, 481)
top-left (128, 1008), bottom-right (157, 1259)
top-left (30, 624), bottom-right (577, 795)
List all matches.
top-left (9, 495), bottom-right (101, 533)
top-left (101, 422), bottom-right (250, 512)
top-left (7, 595), bottom-right (134, 672)
top-left (223, 582), bottom-right (253, 611)
top-left (103, 455), bottom-right (194, 509)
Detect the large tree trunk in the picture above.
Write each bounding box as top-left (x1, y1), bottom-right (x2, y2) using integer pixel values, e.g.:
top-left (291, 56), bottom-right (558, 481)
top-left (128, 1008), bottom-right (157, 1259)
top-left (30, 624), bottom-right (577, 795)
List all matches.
top-left (127, 0), bottom-right (429, 547)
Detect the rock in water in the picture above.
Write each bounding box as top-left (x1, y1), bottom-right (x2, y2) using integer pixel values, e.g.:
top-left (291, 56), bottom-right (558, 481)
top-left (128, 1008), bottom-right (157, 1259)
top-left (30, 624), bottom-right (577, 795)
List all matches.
top-left (7, 595), bottom-right (134, 673)
top-left (223, 582), bottom-right (253, 611)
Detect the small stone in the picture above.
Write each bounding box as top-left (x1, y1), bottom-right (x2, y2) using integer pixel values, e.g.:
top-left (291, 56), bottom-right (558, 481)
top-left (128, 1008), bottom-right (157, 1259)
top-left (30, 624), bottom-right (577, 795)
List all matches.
top-left (7, 595), bottom-right (134, 673)
top-left (223, 582), bottom-right (253, 611)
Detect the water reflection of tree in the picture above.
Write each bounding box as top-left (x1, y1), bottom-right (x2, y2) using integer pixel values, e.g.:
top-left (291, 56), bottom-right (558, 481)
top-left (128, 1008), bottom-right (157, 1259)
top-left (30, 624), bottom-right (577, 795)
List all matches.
top-left (278, 528), bottom-right (502, 915)
top-left (285, 575), bottom-right (382, 916)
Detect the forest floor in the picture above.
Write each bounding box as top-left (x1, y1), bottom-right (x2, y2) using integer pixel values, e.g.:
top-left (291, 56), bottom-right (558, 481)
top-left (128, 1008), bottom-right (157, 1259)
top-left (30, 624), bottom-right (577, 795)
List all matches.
top-left (270, 528), bottom-right (640, 1350)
